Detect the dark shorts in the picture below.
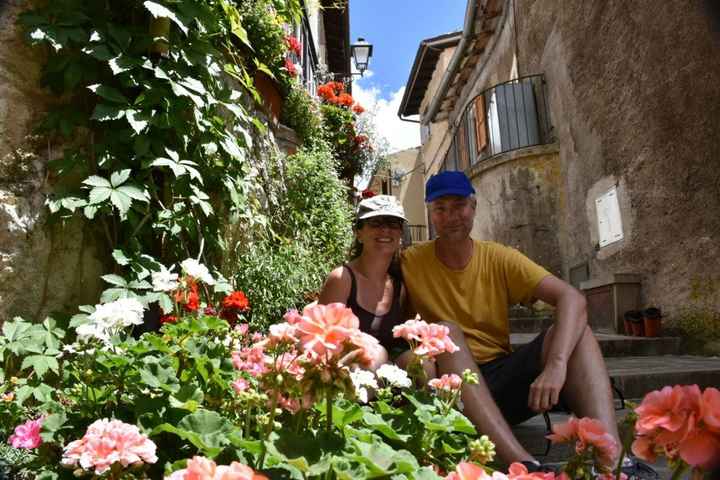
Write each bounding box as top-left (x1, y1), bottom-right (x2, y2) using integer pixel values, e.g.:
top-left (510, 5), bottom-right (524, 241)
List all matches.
top-left (479, 330), bottom-right (551, 426)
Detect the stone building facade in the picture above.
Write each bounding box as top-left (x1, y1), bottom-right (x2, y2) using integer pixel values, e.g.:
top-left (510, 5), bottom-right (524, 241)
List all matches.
top-left (399, 0), bottom-right (720, 324)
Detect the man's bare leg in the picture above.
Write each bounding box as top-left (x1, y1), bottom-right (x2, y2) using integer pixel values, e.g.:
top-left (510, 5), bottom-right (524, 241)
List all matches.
top-left (542, 325), bottom-right (620, 441)
top-left (436, 321), bottom-right (535, 464)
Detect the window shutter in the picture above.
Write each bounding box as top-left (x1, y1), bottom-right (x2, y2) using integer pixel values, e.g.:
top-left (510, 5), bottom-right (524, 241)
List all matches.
top-left (474, 95), bottom-right (488, 152)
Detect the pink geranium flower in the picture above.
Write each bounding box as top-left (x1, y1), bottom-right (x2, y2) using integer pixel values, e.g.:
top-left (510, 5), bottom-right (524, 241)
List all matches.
top-left (293, 302), bottom-right (359, 358)
top-left (631, 384), bottom-right (720, 470)
top-left (429, 373), bottom-right (463, 392)
top-left (392, 316), bottom-right (459, 358)
top-left (547, 416), bottom-right (618, 467)
top-left (61, 418), bottom-right (157, 474)
top-left (8, 417), bottom-right (43, 449)
top-left (232, 345), bottom-right (269, 378)
top-left (166, 456), bottom-right (268, 480)
top-left (445, 461), bottom-right (493, 480)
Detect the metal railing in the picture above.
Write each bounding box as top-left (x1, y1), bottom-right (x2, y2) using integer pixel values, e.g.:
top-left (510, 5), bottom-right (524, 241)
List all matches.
top-left (441, 74), bottom-right (554, 171)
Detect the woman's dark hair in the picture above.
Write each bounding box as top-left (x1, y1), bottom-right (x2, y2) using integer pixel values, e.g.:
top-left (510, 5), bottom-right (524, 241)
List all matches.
top-left (348, 219), bottom-right (404, 281)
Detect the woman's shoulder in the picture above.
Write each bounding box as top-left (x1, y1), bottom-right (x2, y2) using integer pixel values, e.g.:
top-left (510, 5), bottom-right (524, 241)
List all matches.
top-left (319, 265), bottom-right (352, 305)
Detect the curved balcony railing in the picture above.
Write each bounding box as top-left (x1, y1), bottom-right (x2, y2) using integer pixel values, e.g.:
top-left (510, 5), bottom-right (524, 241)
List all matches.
top-left (440, 74), bottom-right (554, 171)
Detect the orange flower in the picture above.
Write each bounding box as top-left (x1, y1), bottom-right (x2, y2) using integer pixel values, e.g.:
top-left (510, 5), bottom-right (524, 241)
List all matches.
top-left (352, 104), bottom-right (365, 114)
top-left (174, 281), bottom-right (200, 312)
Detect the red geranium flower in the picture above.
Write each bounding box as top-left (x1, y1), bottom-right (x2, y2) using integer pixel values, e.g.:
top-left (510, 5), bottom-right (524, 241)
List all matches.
top-left (223, 291), bottom-right (250, 312)
top-left (284, 57), bottom-right (297, 77)
top-left (174, 281), bottom-right (200, 312)
top-left (361, 189), bottom-right (375, 199)
top-left (160, 315), bottom-right (177, 325)
top-left (285, 35), bottom-right (302, 57)
top-left (337, 93), bottom-right (354, 107)
top-left (352, 104), bottom-right (365, 114)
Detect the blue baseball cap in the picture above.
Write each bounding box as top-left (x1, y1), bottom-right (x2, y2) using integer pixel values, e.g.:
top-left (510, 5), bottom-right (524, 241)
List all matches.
top-left (425, 171), bottom-right (476, 202)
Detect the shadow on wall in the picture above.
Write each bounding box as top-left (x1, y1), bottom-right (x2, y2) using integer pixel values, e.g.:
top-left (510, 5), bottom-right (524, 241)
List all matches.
top-left (704, 0), bottom-right (720, 39)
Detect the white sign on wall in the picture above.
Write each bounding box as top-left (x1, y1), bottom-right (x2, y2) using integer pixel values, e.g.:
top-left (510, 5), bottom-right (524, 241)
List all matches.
top-left (596, 186), bottom-right (624, 247)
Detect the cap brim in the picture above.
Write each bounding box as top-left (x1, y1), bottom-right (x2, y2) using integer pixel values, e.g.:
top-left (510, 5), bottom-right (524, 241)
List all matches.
top-left (425, 187), bottom-right (475, 202)
top-left (357, 211), bottom-right (407, 221)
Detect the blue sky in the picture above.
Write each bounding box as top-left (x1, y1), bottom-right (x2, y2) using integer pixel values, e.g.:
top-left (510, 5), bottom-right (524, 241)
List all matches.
top-left (348, 0), bottom-right (468, 153)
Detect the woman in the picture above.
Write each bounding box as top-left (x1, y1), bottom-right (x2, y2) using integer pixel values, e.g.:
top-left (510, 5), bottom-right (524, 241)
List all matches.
top-left (319, 195), bottom-right (409, 369)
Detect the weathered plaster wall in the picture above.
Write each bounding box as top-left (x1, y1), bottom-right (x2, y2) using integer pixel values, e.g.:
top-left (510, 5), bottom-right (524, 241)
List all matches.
top-left (468, 145), bottom-right (563, 276)
top-left (515, 0), bottom-right (720, 315)
top-left (386, 147), bottom-right (425, 227)
top-left (0, 1), bottom-right (108, 323)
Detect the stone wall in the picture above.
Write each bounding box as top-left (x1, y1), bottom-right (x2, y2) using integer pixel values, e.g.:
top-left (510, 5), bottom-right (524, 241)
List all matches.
top-left (468, 145), bottom-right (563, 277)
top-left (0, 1), bottom-right (110, 323)
top-left (513, 0), bottom-right (720, 316)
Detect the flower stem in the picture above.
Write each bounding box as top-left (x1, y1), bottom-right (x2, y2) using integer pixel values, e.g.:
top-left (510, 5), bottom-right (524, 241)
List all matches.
top-left (670, 462), bottom-right (688, 480)
top-left (258, 393), bottom-right (279, 469)
top-left (613, 446), bottom-right (625, 480)
top-left (326, 390), bottom-right (333, 432)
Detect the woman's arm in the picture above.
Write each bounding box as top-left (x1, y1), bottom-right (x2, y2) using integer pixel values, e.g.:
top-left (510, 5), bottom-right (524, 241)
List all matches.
top-left (318, 266), bottom-right (352, 305)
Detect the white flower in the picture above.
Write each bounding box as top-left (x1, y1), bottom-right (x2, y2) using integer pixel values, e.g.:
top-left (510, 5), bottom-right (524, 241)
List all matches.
top-left (350, 368), bottom-right (378, 403)
top-left (151, 265), bottom-right (179, 292)
top-left (77, 298), bottom-right (145, 343)
top-left (376, 364), bottom-right (412, 389)
top-left (180, 258), bottom-right (215, 285)
top-left (89, 298), bottom-right (145, 328)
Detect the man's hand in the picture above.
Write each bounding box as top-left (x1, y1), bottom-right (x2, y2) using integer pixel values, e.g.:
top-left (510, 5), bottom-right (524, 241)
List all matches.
top-left (528, 361), bottom-right (567, 412)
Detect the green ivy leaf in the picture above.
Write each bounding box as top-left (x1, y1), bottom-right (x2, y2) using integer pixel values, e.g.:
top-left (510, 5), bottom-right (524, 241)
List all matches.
top-left (88, 84), bottom-right (128, 103)
top-left (144, 1), bottom-right (189, 35)
top-left (110, 169), bottom-right (131, 187)
top-left (101, 274), bottom-right (128, 287)
top-left (91, 103), bottom-right (125, 121)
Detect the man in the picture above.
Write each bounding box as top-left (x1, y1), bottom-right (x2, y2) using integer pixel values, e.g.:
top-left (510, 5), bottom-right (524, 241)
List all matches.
top-left (401, 171), bottom-right (656, 477)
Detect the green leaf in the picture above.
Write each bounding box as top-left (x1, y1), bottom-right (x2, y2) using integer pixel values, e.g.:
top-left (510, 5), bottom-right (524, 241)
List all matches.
top-left (110, 169), bottom-right (131, 187)
top-left (116, 185), bottom-right (148, 202)
top-left (87, 84), bottom-right (128, 103)
top-left (110, 190), bottom-right (132, 216)
top-left (21, 355), bottom-right (58, 377)
top-left (88, 187), bottom-right (112, 204)
top-left (125, 109), bottom-right (148, 134)
top-left (101, 274), bottom-right (128, 287)
top-left (91, 103), bottom-right (125, 121)
top-left (83, 175), bottom-right (111, 188)
top-left (143, 1), bottom-right (189, 35)
top-left (112, 249), bottom-right (130, 265)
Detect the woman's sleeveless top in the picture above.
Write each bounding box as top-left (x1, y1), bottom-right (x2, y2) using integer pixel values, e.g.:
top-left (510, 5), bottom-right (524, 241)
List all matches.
top-left (343, 265), bottom-right (406, 353)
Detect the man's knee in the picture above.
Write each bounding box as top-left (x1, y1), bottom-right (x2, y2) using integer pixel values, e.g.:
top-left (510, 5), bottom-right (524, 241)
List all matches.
top-left (437, 320), bottom-right (464, 339)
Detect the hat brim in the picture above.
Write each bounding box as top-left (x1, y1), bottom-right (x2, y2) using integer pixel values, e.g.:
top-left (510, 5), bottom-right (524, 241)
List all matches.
top-left (357, 211), bottom-right (407, 222)
top-left (425, 187), bottom-right (475, 203)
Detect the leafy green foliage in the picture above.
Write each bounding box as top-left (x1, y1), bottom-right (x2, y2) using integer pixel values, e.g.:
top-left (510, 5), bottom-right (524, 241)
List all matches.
top-left (281, 86), bottom-right (323, 146)
top-left (232, 143), bottom-right (352, 328)
top-left (0, 313), bottom-right (478, 479)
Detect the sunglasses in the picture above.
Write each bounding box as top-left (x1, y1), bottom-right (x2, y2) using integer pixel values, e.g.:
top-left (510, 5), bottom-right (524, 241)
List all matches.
top-left (363, 217), bottom-right (404, 229)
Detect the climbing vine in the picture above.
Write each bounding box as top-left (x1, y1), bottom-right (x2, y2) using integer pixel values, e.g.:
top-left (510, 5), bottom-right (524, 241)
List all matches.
top-left (19, 0), bottom-right (304, 280)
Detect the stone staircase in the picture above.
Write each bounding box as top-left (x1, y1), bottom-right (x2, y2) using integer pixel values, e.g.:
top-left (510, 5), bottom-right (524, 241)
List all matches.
top-left (508, 313), bottom-right (720, 476)
top-left (509, 313), bottom-right (720, 398)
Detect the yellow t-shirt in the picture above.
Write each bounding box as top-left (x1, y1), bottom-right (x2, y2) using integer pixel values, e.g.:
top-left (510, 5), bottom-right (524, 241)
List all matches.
top-left (401, 240), bottom-right (550, 364)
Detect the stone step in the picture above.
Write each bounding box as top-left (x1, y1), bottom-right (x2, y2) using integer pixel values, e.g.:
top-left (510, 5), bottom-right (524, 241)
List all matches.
top-left (605, 355), bottom-right (720, 399)
top-left (511, 332), bottom-right (681, 356)
top-left (509, 315), bottom-right (554, 333)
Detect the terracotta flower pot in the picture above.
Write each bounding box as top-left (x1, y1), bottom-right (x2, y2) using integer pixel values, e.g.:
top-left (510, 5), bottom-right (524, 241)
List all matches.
top-left (643, 307), bottom-right (662, 337)
top-left (253, 70), bottom-right (283, 124)
top-left (624, 310), bottom-right (642, 336)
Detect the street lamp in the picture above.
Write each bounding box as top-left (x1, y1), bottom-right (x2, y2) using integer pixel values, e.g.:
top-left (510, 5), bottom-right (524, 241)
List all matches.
top-left (350, 37), bottom-right (373, 77)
